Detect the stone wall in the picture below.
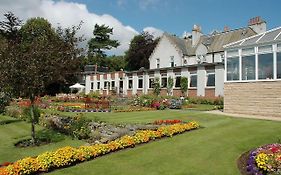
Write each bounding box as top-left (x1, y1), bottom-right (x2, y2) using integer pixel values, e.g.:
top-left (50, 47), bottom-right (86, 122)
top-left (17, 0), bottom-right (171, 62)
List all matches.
top-left (224, 81), bottom-right (281, 117)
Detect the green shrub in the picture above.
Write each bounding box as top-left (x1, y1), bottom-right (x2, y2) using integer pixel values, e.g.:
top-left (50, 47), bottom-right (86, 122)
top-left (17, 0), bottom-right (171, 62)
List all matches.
top-left (5, 106), bottom-right (23, 119)
top-left (187, 97), bottom-right (224, 105)
top-left (0, 92), bottom-right (11, 113)
top-left (23, 106), bottom-right (41, 123)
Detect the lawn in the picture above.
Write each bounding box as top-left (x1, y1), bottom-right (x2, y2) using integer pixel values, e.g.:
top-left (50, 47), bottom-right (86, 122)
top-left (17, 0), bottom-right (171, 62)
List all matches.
top-left (1, 110), bottom-right (281, 175)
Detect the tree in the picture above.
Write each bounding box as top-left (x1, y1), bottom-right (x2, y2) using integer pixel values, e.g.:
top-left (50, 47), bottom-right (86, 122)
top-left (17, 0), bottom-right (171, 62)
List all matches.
top-left (180, 77), bottom-right (188, 97)
top-left (0, 14), bottom-right (84, 143)
top-left (153, 77), bottom-right (161, 96)
top-left (107, 55), bottom-right (126, 71)
top-left (125, 32), bottom-right (159, 71)
top-left (167, 76), bottom-right (174, 96)
top-left (88, 24), bottom-right (119, 66)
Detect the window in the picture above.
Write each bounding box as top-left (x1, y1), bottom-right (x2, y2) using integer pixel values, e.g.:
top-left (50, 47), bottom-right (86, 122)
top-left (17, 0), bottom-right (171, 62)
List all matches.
top-left (277, 52), bottom-right (281, 79)
top-left (128, 79), bottom-right (133, 89)
top-left (149, 78), bottom-right (154, 88)
top-left (175, 77), bottom-right (181, 87)
top-left (138, 78), bottom-right (143, 88)
top-left (190, 72), bottom-right (197, 88)
top-left (161, 77), bottom-right (167, 88)
top-left (170, 56), bottom-right (174, 67)
top-left (206, 70), bottom-right (215, 87)
top-left (91, 82), bottom-right (94, 90)
top-left (227, 57), bottom-right (239, 81)
top-left (227, 50), bottom-right (238, 57)
top-left (258, 45), bottom-right (272, 53)
top-left (97, 82), bottom-right (100, 90)
top-left (104, 81), bottom-right (108, 89)
top-left (242, 55), bottom-right (256, 80)
top-left (242, 48), bottom-right (255, 55)
top-left (111, 81), bottom-right (115, 90)
top-left (156, 58), bottom-right (160, 68)
top-left (258, 53), bottom-right (273, 80)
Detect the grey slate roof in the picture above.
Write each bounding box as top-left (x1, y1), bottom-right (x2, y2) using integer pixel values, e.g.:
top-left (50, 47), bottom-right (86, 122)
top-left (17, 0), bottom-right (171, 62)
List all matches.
top-left (164, 27), bottom-right (256, 56)
top-left (224, 26), bottom-right (281, 49)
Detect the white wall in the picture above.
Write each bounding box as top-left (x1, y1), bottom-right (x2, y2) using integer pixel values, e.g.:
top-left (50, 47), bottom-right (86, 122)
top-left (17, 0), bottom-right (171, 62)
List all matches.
top-left (197, 66), bottom-right (206, 96)
top-left (215, 65), bottom-right (224, 96)
top-left (149, 36), bottom-right (182, 69)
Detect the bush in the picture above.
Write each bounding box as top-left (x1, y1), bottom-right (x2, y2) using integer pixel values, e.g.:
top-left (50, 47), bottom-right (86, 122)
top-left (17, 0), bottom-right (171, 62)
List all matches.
top-left (187, 97), bottom-right (223, 105)
top-left (0, 92), bottom-right (11, 113)
top-left (23, 106), bottom-right (41, 123)
top-left (5, 106), bottom-right (23, 119)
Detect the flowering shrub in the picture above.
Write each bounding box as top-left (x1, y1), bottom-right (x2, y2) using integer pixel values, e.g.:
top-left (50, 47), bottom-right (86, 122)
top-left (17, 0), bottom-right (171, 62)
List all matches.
top-left (153, 119), bottom-right (182, 125)
top-left (247, 143), bottom-right (281, 175)
top-left (0, 121), bottom-right (199, 175)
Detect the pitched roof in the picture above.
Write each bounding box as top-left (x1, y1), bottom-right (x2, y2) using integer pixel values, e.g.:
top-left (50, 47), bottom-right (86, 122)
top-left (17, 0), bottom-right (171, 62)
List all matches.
top-left (224, 26), bottom-right (281, 49)
top-left (163, 27), bottom-right (257, 56)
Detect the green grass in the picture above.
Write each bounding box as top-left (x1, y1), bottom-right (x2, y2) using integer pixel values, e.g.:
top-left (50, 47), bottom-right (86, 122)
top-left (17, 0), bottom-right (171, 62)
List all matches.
top-left (1, 111), bottom-right (281, 175)
top-left (0, 115), bottom-right (85, 163)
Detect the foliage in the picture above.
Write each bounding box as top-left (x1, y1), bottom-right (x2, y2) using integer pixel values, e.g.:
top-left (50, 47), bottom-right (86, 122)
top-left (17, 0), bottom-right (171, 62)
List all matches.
top-left (187, 97), bottom-right (224, 105)
top-left (23, 106), bottom-right (41, 123)
top-left (43, 114), bottom-right (91, 140)
top-left (247, 143), bottom-right (281, 175)
top-left (0, 92), bottom-right (11, 113)
top-left (0, 13), bottom-right (84, 143)
top-left (88, 24), bottom-right (120, 65)
top-left (0, 122), bottom-right (199, 175)
top-left (125, 32), bottom-right (159, 71)
top-left (167, 76), bottom-right (174, 96)
top-left (153, 77), bottom-right (161, 96)
top-left (168, 99), bottom-right (182, 109)
top-left (180, 77), bottom-right (188, 96)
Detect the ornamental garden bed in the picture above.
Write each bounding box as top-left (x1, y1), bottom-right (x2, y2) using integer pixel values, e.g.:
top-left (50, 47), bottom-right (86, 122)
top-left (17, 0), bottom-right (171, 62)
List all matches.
top-left (0, 122), bottom-right (200, 175)
top-left (237, 143), bottom-right (281, 175)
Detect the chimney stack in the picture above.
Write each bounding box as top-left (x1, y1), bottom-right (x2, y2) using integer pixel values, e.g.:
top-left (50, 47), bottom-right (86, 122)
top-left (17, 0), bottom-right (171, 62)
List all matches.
top-left (192, 24), bottom-right (202, 46)
top-left (248, 16), bottom-right (266, 34)
top-left (224, 26), bottom-right (230, 32)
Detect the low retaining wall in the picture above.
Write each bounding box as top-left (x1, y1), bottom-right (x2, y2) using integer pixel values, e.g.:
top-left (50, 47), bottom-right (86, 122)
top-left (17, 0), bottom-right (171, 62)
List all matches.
top-left (224, 81), bottom-right (281, 117)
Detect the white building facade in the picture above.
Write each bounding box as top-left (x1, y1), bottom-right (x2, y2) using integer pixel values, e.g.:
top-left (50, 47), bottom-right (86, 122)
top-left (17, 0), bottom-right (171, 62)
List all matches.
top-left (85, 17), bottom-right (266, 98)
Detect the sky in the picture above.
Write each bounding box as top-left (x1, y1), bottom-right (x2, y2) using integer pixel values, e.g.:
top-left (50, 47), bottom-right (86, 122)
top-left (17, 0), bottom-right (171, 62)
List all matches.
top-left (1, 0), bottom-right (281, 55)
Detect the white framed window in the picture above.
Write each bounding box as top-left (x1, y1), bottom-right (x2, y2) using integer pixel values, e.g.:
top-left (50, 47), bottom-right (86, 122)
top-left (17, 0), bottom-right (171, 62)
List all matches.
top-left (206, 70), bottom-right (215, 87)
top-left (226, 57), bottom-right (239, 81)
top-left (138, 77), bottom-right (143, 89)
top-left (277, 52), bottom-right (281, 79)
top-left (156, 58), bottom-right (160, 68)
top-left (175, 76), bottom-right (181, 88)
top-left (111, 81), bottom-right (115, 90)
top-left (97, 82), bottom-right (100, 90)
top-left (242, 55), bottom-right (256, 80)
top-left (190, 71), bottom-right (197, 88)
top-left (128, 77), bottom-right (133, 89)
top-left (161, 77), bottom-right (167, 88)
top-left (149, 78), bottom-right (154, 88)
top-left (258, 45), bottom-right (272, 53)
top-left (258, 53), bottom-right (273, 80)
top-left (242, 47), bottom-right (255, 55)
top-left (91, 82), bottom-right (94, 90)
top-left (227, 49), bottom-right (239, 57)
top-left (170, 56), bottom-right (174, 67)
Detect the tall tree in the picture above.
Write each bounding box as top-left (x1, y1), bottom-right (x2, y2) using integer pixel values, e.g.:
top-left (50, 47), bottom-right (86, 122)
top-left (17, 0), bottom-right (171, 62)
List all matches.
top-left (0, 14), bottom-right (84, 143)
top-left (125, 32), bottom-right (159, 71)
top-left (88, 24), bottom-right (119, 66)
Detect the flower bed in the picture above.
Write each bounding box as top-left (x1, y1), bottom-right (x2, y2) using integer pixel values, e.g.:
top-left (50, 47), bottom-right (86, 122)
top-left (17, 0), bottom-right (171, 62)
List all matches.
top-left (246, 143), bottom-right (281, 175)
top-left (153, 119), bottom-right (182, 125)
top-left (0, 122), bottom-right (199, 175)
top-left (113, 107), bottom-right (156, 113)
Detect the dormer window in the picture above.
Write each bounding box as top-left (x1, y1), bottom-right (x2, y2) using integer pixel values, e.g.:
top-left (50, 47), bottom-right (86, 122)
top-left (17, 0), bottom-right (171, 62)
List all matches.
top-left (170, 56), bottom-right (174, 67)
top-left (156, 58), bottom-right (160, 68)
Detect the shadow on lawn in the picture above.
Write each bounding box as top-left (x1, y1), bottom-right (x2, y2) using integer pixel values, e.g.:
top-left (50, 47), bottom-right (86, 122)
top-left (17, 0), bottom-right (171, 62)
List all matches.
top-left (0, 119), bottom-right (22, 125)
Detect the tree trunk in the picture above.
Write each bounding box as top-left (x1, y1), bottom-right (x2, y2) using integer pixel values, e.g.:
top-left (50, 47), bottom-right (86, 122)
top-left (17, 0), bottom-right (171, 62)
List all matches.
top-left (30, 94), bottom-right (36, 144)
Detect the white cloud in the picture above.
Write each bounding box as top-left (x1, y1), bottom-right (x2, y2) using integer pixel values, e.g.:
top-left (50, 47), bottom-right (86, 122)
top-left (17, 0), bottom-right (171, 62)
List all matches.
top-left (139, 0), bottom-right (161, 10)
top-left (143, 27), bottom-right (163, 38)
top-left (0, 0), bottom-right (141, 55)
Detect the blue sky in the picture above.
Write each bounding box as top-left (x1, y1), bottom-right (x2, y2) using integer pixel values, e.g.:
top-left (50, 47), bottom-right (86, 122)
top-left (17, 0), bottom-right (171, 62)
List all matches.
top-left (67, 0), bottom-right (281, 35)
top-left (1, 0), bottom-right (281, 55)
